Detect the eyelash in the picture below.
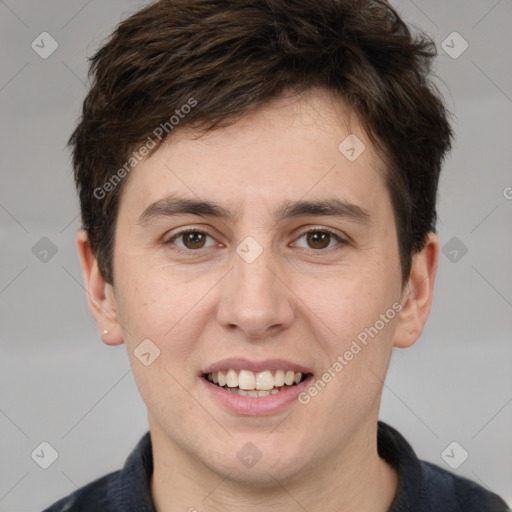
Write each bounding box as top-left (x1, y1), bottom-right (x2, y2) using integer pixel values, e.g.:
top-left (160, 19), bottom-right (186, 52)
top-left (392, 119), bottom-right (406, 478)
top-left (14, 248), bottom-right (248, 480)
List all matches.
top-left (164, 227), bottom-right (347, 255)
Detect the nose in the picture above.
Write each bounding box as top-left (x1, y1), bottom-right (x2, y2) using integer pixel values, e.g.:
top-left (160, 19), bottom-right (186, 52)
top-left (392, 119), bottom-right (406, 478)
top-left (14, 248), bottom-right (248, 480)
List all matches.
top-left (215, 240), bottom-right (295, 340)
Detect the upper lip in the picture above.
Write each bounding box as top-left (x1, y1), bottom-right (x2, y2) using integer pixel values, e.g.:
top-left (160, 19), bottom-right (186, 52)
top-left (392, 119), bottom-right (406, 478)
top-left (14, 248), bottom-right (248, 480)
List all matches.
top-left (201, 358), bottom-right (313, 375)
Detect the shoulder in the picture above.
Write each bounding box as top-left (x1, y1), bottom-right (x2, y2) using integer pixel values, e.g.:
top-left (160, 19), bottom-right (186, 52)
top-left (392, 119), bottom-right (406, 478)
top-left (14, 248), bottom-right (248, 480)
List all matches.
top-left (420, 460), bottom-right (510, 512)
top-left (40, 431), bottom-right (154, 512)
top-left (41, 470), bottom-right (120, 512)
top-left (377, 422), bottom-right (509, 512)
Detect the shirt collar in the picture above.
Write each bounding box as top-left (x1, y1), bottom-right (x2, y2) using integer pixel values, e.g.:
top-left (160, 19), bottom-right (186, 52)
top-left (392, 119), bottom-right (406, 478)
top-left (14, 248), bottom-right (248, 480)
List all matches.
top-left (377, 421), bottom-right (425, 511)
top-left (109, 431), bottom-right (156, 512)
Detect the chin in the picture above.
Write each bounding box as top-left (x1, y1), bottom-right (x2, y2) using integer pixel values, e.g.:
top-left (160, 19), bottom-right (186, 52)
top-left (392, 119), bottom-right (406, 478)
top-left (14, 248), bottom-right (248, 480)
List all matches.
top-left (202, 438), bottom-right (311, 487)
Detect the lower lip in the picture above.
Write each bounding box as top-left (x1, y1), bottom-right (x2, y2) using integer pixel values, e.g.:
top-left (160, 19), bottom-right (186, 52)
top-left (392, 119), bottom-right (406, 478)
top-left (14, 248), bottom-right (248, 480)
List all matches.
top-left (200, 375), bottom-right (313, 416)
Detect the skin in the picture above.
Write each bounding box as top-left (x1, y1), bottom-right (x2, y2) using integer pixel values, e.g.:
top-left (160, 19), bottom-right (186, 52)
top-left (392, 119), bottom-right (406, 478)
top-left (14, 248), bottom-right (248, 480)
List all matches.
top-left (77, 87), bottom-right (438, 511)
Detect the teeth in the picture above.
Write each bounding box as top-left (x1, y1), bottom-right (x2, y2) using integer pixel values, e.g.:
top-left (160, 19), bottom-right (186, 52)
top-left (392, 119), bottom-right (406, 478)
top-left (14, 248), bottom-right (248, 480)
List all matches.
top-left (274, 369), bottom-right (285, 387)
top-left (226, 387), bottom-right (290, 397)
top-left (238, 369), bottom-right (256, 390)
top-left (226, 369), bottom-right (238, 388)
top-left (255, 370), bottom-right (274, 390)
top-left (206, 368), bottom-right (306, 392)
top-left (284, 370), bottom-right (295, 386)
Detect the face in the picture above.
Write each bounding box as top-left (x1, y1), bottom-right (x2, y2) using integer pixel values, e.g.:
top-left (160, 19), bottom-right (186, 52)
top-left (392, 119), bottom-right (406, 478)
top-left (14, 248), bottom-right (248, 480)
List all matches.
top-left (95, 88), bottom-right (416, 484)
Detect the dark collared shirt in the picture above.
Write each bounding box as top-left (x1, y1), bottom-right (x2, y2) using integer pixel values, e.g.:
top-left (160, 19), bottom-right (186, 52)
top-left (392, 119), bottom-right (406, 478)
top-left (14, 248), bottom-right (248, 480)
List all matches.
top-left (42, 422), bottom-right (510, 511)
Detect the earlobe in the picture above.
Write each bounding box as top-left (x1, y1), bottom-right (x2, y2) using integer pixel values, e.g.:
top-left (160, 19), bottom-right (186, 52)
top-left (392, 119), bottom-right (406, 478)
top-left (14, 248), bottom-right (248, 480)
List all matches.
top-left (393, 232), bottom-right (439, 349)
top-left (76, 229), bottom-right (124, 346)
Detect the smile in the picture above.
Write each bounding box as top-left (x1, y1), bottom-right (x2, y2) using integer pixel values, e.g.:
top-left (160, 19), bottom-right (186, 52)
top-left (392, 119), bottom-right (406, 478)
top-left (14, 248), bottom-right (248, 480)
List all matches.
top-left (204, 369), bottom-right (310, 397)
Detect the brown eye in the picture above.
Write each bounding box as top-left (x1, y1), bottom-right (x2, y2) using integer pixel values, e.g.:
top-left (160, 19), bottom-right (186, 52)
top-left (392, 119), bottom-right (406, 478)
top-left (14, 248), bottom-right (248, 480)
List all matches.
top-left (182, 232), bottom-right (207, 249)
top-left (306, 231), bottom-right (331, 249)
top-left (167, 229), bottom-right (215, 251)
top-left (294, 229), bottom-right (345, 251)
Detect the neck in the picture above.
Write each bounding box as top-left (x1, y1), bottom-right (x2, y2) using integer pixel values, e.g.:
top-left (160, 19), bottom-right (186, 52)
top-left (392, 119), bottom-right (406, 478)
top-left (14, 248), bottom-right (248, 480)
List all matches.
top-left (149, 416), bottom-right (398, 512)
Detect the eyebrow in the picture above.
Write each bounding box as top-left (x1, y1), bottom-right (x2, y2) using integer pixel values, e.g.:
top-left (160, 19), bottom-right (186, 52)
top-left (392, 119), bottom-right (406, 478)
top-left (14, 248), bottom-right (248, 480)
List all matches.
top-left (137, 195), bottom-right (372, 226)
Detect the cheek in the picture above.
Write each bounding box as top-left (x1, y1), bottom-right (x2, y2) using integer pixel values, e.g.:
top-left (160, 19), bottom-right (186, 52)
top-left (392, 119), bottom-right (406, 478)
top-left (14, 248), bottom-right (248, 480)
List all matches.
top-left (300, 281), bottom-right (399, 415)
top-left (296, 264), bottom-right (401, 416)
top-left (113, 271), bottom-right (204, 419)
top-left (114, 251), bottom-right (196, 337)
top-left (301, 266), bottom-right (398, 341)
top-left (113, 258), bottom-right (219, 391)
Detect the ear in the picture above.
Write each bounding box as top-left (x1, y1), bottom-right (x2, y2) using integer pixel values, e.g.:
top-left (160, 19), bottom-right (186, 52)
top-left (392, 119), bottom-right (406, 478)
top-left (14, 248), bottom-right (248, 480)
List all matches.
top-left (76, 229), bottom-right (124, 346)
top-left (393, 232), bottom-right (439, 349)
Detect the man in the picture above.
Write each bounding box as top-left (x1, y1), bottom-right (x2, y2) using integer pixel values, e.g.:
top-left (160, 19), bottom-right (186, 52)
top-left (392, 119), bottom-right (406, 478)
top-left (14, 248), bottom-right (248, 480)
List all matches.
top-left (42, 0), bottom-right (509, 510)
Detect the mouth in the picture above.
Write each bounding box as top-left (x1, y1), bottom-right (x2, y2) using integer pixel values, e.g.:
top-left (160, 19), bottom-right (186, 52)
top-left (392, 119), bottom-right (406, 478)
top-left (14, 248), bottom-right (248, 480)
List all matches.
top-left (203, 369), bottom-right (312, 397)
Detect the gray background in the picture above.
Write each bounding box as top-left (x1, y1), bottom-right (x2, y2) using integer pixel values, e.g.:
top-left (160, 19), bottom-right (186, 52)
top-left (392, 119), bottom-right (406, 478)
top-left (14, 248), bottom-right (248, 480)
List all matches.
top-left (1, 1), bottom-right (511, 510)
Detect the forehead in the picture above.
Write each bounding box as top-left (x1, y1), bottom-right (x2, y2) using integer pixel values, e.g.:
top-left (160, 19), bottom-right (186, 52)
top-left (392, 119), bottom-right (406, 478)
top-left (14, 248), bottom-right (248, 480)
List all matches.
top-left (117, 88), bottom-right (389, 221)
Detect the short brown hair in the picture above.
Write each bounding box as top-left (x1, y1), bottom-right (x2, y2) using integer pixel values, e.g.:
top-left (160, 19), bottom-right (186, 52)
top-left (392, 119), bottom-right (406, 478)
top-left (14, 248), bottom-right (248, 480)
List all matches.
top-left (69, 0), bottom-right (453, 285)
